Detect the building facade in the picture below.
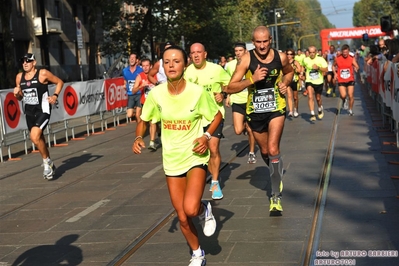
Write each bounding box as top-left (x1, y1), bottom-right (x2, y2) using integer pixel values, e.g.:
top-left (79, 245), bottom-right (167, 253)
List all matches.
top-left (1, 0), bottom-right (106, 83)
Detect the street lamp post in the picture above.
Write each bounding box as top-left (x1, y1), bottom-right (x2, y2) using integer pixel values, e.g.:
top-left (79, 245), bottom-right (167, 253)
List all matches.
top-left (271, 8), bottom-right (285, 50)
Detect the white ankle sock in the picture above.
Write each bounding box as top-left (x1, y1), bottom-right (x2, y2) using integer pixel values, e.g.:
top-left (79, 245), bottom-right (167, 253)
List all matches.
top-left (193, 246), bottom-right (202, 257)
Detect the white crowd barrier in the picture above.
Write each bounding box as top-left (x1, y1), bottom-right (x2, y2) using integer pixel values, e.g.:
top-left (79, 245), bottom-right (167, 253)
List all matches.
top-left (0, 77), bottom-right (130, 162)
top-left (364, 59), bottom-right (399, 148)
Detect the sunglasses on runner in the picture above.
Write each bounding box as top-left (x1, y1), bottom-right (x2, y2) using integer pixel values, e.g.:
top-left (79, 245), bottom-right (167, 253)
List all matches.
top-left (21, 58), bottom-right (34, 63)
top-left (286, 53), bottom-right (294, 55)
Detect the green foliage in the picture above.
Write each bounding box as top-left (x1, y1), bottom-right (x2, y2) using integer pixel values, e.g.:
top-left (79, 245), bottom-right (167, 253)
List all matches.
top-left (98, 0), bottom-right (349, 62)
top-left (353, 0), bottom-right (394, 27)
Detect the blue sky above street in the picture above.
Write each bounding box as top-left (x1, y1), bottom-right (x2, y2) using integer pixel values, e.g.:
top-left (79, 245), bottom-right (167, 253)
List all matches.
top-left (319, 0), bottom-right (357, 29)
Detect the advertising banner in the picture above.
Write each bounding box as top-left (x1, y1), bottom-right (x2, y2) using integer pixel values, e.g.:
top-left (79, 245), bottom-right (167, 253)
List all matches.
top-left (103, 77), bottom-right (128, 111)
top-left (392, 63), bottom-right (399, 122)
top-left (0, 89), bottom-right (27, 134)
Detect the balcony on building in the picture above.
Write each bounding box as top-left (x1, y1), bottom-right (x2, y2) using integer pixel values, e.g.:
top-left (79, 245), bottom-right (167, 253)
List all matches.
top-left (33, 17), bottom-right (63, 35)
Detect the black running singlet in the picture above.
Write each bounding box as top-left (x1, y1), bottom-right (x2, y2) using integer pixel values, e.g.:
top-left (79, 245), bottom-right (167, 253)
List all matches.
top-left (245, 49), bottom-right (286, 114)
top-left (20, 70), bottom-right (51, 115)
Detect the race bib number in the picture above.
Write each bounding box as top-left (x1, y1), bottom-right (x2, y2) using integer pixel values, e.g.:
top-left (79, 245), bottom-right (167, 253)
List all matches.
top-left (144, 84), bottom-right (154, 99)
top-left (128, 80), bottom-right (135, 92)
top-left (309, 70), bottom-right (319, 80)
top-left (340, 69), bottom-right (351, 79)
top-left (23, 88), bottom-right (39, 105)
top-left (253, 88), bottom-right (276, 113)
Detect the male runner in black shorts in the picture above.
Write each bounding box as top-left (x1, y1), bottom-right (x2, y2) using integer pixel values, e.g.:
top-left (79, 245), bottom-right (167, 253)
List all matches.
top-left (14, 53), bottom-right (64, 180)
top-left (225, 26), bottom-right (294, 213)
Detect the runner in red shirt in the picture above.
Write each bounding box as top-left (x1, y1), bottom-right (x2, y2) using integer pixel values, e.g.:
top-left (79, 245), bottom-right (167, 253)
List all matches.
top-left (333, 44), bottom-right (359, 116)
top-left (132, 58), bottom-right (159, 150)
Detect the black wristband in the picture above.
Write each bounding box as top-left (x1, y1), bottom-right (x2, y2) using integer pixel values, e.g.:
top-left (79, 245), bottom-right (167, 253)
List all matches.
top-left (221, 91), bottom-right (228, 99)
top-left (53, 93), bottom-right (59, 98)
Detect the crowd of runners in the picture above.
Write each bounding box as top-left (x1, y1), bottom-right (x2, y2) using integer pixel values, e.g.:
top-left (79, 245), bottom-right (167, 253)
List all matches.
top-left (15, 23), bottom-right (395, 266)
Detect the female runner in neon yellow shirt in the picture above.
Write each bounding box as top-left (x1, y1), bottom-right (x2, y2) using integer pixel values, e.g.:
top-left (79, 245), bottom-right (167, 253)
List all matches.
top-left (132, 45), bottom-right (222, 266)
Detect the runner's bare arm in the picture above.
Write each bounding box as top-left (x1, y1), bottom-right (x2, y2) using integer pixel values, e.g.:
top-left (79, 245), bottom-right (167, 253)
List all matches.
top-left (225, 53), bottom-right (252, 94)
top-left (40, 69), bottom-right (64, 104)
top-left (280, 52), bottom-right (294, 87)
top-left (132, 120), bottom-right (148, 154)
top-left (148, 61), bottom-right (160, 85)
top-left (14, 73), bottom-right (23, 101)
top-left (41, 69), bottom-right (64, 95)
top-left (132, 75), bottom-right (143, 94)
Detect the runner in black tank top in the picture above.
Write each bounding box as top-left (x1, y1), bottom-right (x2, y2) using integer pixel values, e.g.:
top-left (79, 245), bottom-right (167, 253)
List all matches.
top-left (224, 26), bottom-right (294, 214)
top-left (14, 53), bottom-right (64, 180)
top-left (20, 68), bottom-right (51, 118)
top-left (245, 48), bottom-right (288, 117)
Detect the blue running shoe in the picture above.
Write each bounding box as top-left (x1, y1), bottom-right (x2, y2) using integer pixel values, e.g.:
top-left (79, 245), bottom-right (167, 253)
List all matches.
top-left (210, 181), bottom-right (223, 200)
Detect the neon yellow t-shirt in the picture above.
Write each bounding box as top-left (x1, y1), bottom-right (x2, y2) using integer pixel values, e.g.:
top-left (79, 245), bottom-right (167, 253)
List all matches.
top-left (225, 59), bottom-right (248, 104)
top-left (140, 82), bottom-right (219, 176)
top-left (294, 54), bottom-right (305, 66)
top-left (303, 56), bottom-right (328, 85)
top-left (185, 61), bottom-right (231, 118)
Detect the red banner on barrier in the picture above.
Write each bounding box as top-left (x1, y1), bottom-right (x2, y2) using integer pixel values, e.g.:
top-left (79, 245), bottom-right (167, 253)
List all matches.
top-left (104, 77), bottom-right (128, 111)
top-left (2, 92), bottom-right (22, 129)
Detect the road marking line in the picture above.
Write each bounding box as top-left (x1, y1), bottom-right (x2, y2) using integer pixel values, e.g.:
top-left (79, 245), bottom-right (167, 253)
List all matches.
top-left (142, 164), bottom-right (163, 178)
top-left (66, 199), bottom-right (110, 223)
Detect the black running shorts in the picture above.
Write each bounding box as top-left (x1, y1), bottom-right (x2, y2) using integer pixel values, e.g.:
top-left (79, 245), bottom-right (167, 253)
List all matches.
top-left (232, 103), bottom-right (246, 116)
top-left (306, 83), bottom-right (324, 94)
top-left (26, 111), bottom-right (50, 131)
top-left (338, 81), bottom-right (355, 87)
top-left (247, 111), bottom-right (285, 133)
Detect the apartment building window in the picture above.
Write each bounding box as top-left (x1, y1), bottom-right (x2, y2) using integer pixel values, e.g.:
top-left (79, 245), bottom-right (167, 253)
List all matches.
top-left (82, 6), bottom-right (88, 24)
top-left (58, 41), bottom-right (65, 65)
top-left (16, 0), bottom-right (25, 17)
top-left (32, 0), bottom-right (39, 17)
top-left (72, 4), bottom-right (78, 19)
top-left (54, 0), bottom-right (61, 18)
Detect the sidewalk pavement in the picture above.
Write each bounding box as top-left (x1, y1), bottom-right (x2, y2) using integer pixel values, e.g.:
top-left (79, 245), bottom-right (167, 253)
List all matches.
top-left (0, 82), bottom-right (398, 265)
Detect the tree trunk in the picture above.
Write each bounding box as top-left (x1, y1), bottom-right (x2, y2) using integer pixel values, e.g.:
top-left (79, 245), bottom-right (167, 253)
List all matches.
top-left (134, 8), bottom-right (152, 56)
top-left (0, 0), bottom-right (16, 88)
top-left (88, 5), bottom-right (98, 80)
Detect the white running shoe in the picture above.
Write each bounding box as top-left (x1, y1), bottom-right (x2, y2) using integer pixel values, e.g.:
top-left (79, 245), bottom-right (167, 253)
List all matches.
top-left (189, 249), bottom-right (206, 266)
top-left (293, 110), bottom-right (299, 118)
top-left (148, 142), bottom-right (157, 151)
top-left (247, 153), bottom-right (257, 164)
top-left (343, 98), bottom-right (349, 110)
top-left (200, 201), bottom-right (216, 237)
top-left (43, 160), bottom-right (56, 180)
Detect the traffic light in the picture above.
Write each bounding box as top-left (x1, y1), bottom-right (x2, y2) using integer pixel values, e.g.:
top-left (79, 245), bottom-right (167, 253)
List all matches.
top-left (380, 15), bottom-right (392, 32)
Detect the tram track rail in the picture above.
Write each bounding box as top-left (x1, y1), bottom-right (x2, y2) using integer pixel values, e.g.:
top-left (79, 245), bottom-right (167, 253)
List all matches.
top-left (303, 101), bottom-right (342, 266)
top-left (102, 94), bottom-right (343, 266)
top-left (1, 97), bottom-right (342, 265)
top-left (107, 142), bottom-right (251, 265)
